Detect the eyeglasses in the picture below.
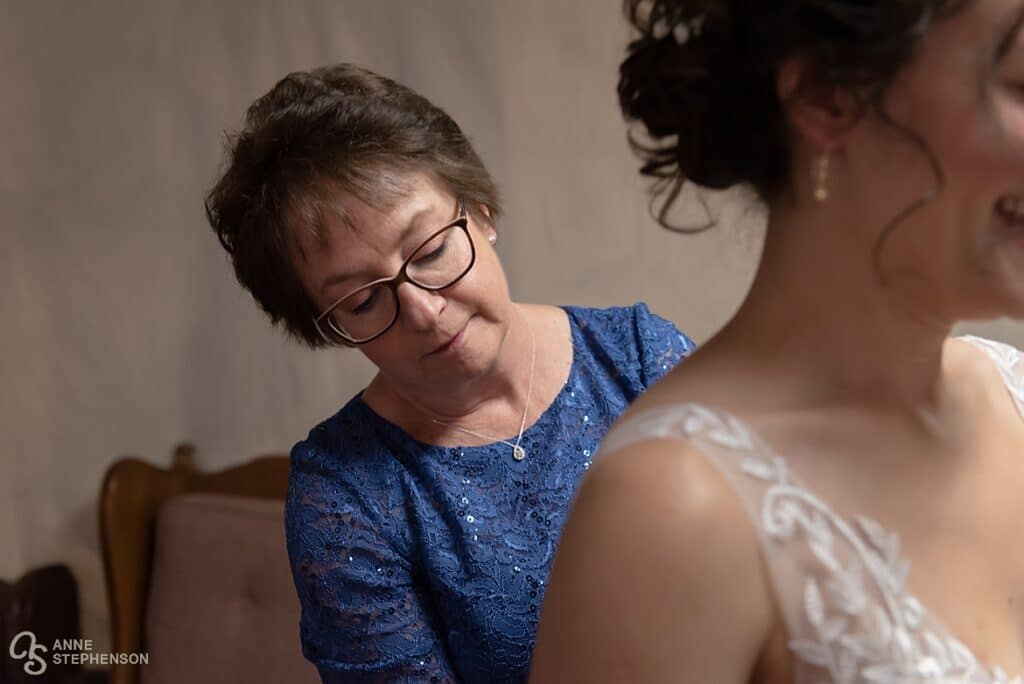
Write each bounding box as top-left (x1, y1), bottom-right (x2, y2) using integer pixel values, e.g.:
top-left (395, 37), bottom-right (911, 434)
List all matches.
top-left (313, 199), bottom-right (475, 345)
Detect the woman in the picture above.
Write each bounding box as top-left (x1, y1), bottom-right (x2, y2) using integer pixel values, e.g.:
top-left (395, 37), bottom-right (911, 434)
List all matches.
top-left (532, 1), bottom-right (1024, 682)
top-left (204, 63), bottom-right (694, 683)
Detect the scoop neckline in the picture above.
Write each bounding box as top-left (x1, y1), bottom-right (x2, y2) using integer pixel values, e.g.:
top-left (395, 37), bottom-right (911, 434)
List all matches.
top-left (352, 305), bottom-right (582, 455)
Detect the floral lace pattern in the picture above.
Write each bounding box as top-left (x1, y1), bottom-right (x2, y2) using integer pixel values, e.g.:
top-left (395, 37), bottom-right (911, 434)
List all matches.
top-left (598, 336), bottom-right (1024, 684)
top-left (285, 304), bottom-right (694, 683)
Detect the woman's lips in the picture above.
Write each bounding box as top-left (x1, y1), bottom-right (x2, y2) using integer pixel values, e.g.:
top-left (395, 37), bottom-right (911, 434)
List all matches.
top-left (428, 321), bottom-right (468, 355)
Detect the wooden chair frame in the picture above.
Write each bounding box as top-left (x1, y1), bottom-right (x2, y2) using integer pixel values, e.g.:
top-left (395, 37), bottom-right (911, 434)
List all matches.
top-left (98, 444), bottom-right (289, 684)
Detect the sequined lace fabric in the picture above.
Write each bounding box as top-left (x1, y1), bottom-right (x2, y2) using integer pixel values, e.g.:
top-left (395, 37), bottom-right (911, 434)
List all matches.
top-left (285, 304), bottom-right (695, 683)
top-left (598, 336), bottom-right (1024, 684)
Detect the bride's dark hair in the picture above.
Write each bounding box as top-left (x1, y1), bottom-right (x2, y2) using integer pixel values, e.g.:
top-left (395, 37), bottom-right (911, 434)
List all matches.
top-left (619, 0), bottom-right (966, 225)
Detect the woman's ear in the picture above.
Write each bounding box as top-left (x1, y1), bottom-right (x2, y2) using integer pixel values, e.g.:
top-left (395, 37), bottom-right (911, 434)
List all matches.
top-left (777, 56), bottom-right (861, 152)
top-left (476, 204), bottom-right (497, 243)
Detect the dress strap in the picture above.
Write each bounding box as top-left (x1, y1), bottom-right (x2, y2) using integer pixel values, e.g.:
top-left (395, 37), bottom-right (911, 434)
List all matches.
top-left (597, 403), bottom-right (759, 458)
top-left (593, 400), bottom-right (1019, 683)
top-left (958, 335), bottom-right (1024, 417)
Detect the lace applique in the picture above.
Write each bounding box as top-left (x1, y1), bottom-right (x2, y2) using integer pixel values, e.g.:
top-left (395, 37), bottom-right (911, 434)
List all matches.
top-left (960, 336), bottom-right (1024, 414)
top-left (598, 349), bottom-right (1024, 684)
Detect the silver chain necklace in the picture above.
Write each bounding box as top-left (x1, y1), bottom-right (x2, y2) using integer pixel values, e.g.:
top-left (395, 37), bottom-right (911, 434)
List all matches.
top-left (431, 313), bottom-right (537, 461)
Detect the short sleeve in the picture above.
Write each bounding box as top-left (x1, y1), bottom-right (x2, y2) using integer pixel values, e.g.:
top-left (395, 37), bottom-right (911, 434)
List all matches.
top-left (633, 303), bottom-right (696, 389)
top-left (285, 441), bottom-right (457, 683)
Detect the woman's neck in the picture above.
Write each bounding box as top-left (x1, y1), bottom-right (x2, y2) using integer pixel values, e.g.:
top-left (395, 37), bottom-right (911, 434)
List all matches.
top-left (363, 304), bottom-right (547, 437)
top-left (715, 202), bottom-right (956, 412)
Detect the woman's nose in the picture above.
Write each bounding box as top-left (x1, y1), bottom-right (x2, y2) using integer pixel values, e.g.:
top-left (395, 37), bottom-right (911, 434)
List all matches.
top-left (395, 281), bottom-right (445, 332)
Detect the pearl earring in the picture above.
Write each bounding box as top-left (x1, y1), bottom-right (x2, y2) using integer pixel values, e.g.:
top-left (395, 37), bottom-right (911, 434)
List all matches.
top-left (813, 154), bottom-right (830, 203)
top-left (488, 234), bottom-right (497, 244)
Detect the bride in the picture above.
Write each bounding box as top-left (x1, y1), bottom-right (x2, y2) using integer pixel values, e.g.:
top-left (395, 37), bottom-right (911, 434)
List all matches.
top-left (531, 0), bottom-right (1024, 682)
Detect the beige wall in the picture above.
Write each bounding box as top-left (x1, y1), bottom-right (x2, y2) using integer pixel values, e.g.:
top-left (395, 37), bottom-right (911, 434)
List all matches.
top-left (3, 0), bottom-right (1022, 652)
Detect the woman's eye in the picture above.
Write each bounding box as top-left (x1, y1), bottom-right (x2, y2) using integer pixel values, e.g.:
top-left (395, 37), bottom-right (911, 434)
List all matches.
top-left (347, 290), bottom-right (379, 315)
top-left (415, 238), bottom-right (448, 264)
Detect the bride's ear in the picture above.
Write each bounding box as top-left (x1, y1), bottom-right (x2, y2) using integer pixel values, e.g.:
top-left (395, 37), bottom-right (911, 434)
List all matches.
top-left (778, 55), bottom-right (860, 152)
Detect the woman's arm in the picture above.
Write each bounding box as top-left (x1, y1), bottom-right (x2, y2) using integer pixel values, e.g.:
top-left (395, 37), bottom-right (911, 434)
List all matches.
top-left (286, 456), bottom-right (458, 683)
top-left (530, 438), bottom-right (773, 682)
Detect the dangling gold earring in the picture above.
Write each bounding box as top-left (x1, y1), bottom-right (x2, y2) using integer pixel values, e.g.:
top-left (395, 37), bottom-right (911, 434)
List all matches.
top-left (813, 153), bottom-right (830, 203)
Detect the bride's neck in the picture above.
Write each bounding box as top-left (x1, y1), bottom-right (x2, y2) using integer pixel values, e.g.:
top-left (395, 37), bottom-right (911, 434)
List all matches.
top-left (717, 207), bottom-right (953, 409)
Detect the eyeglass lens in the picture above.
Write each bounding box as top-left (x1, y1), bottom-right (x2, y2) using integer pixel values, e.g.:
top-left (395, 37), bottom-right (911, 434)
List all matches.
top-left (327, 223), bottom-right (473, 342)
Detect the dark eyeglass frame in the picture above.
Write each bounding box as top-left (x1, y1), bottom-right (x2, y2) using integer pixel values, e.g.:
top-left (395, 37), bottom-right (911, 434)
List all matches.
top-left (313, 199), bottom-right (474, 346)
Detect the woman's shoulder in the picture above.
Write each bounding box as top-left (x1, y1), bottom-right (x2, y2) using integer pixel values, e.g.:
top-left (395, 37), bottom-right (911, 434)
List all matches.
top-left (951, 334), bottom-right (1024, 418)
top-left (955, 334), bottom-right (1023, 374)
top-left (560, 302), bottom-right (694, 388)
top-left (585, 438), bottom-right (765, 601)
top-left (564, 302), bottom-right (691, 347)
top-left (586, 422), bottom-right (749, 523)
top-left (533, 428), bottom-right (773, 680)
top-left (562, 301), bottom-right (670, 331)
top-left (286, 398), bottom-right (414, 552)
top-left (289, 395), bottom-right (405, 489)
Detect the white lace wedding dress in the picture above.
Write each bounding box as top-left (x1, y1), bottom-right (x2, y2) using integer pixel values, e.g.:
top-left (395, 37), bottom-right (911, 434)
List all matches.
top-left (597, 336), bottom-right (1024, 684)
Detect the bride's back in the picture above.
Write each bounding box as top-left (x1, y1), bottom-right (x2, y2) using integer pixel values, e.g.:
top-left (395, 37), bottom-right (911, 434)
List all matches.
top-left (607, 335), bottom-right (1024, 682)
top-left (531, 0), bottom-right (1024, 681)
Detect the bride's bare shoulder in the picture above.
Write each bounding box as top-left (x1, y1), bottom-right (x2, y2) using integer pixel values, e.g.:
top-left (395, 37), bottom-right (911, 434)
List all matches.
top-left (531, 433), bottom-right (776, 682)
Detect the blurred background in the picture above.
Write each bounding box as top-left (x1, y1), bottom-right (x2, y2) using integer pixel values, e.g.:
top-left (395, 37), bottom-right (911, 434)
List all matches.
top-left (2, 0), bottom-right (1021, 671)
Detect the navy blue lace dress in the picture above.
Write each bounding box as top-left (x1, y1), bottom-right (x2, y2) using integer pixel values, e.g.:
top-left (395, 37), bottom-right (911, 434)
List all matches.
top-left (285, 304), bottom-right (695, 683)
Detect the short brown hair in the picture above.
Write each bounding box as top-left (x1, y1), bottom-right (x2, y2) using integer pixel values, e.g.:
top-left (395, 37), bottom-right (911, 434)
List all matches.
top-left (205, 63), bottom-right (502, 347)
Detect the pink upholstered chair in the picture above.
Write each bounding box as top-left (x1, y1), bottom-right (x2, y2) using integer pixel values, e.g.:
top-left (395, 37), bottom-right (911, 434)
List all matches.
top-left (99, 445), bottom-right (319, 684)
